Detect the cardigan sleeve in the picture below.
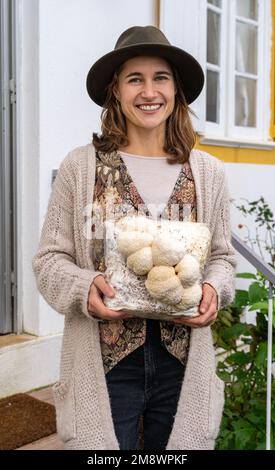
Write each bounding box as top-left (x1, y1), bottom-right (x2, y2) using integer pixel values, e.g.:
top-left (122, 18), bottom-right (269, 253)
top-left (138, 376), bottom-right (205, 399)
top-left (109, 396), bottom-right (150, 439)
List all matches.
top-left (32, 155), bottom-right (102, 317)
top-left (202, 165), bottom-right (237, 310)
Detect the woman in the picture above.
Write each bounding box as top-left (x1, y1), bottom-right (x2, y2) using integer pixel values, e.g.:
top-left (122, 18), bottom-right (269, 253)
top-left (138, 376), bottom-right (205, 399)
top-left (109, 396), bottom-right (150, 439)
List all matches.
top-left (32, 26), bottom-right (236, 450)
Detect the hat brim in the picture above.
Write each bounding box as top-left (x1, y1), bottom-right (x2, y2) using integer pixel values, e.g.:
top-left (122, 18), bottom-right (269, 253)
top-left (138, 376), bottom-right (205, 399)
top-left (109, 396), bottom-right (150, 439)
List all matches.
top-left (86, 43), bottom-right (204, 107)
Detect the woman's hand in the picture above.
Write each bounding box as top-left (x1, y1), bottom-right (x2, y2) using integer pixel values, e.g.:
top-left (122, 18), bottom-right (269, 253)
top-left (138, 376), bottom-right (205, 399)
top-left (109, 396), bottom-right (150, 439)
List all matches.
top-left (87, 275), bottom-right (132, 321)
top-left (172, 283), bottom-right (218, 327)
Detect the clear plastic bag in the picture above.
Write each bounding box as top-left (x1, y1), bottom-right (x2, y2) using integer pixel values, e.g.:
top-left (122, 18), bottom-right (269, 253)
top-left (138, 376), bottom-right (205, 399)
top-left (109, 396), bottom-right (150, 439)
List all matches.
top-left (104, 215), bottom-right (211, 320)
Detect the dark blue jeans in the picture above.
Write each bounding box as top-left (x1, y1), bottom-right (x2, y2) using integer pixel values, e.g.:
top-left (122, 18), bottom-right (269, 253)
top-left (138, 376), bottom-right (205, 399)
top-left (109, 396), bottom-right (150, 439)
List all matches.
top-left (105, 319), bottom-right (186, 450)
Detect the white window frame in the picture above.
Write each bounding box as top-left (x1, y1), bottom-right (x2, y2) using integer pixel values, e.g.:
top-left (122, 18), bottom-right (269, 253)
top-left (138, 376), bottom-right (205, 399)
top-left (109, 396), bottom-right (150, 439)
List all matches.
top-left (226, 0), bottom-right (266, 141)
top-left (205, 0), bottom-right (228, 137)
top-left (160, 0), bottom-right (273, 145)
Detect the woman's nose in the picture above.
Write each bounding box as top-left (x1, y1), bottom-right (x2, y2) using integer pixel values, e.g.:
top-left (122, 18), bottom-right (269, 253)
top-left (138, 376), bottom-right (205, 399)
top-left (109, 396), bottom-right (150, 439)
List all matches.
top-left (140, 80), bottom-right (158, 99)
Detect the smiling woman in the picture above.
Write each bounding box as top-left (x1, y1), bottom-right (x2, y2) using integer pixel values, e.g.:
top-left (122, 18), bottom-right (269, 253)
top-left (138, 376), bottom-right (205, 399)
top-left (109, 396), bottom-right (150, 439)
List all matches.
top-left (115, 57), bottom-right (176, 148)
top-left (32, 25), bottom-right (236, 451)
top-left (93, 55), bottom-right (198, 163)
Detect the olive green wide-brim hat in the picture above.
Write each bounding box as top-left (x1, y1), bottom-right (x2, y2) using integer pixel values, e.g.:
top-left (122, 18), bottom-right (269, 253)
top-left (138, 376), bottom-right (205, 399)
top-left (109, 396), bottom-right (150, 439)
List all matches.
top-left (86, 25), bottom-right (204, 107)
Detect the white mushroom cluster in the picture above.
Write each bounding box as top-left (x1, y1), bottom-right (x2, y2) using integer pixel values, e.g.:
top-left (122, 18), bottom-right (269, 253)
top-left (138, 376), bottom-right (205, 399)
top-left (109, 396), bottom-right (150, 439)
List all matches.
top-left (145, 266), bottom-right (184, 305)
top-left (117, 231), bottom-right (154, 258)
top-left (175, 254), bottom-right (200, 287)
top-left (116, 216), bottom-right (209, 312)
top-left (151, 233), bottom-right (186, 266)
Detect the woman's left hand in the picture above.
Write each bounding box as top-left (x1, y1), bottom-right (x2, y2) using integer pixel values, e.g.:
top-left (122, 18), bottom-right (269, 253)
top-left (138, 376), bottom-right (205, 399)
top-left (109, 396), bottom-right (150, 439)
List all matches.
top-left (172, 283), bottom-right (218, 327)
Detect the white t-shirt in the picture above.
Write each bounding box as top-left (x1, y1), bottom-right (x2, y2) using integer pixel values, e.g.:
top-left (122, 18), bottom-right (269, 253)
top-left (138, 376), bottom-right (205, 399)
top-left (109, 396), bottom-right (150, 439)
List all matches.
top-left (119, 151), bottom-right (182, 219)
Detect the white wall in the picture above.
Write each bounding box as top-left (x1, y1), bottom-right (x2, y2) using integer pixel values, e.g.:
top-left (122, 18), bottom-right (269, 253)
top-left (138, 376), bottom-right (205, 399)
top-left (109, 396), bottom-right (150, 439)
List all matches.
top-left (0, 335), bottom-right (62, 399)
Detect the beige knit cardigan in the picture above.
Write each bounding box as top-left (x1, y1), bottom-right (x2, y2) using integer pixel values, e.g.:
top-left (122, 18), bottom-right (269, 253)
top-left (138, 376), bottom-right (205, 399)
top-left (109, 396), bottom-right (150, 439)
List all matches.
top-left (32, 143), bottom-right (237, 450)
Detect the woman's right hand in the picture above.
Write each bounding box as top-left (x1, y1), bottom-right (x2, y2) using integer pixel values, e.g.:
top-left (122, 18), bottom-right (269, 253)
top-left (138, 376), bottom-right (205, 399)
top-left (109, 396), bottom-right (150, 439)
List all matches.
top-left (87, 274), bottom-right (132, 321)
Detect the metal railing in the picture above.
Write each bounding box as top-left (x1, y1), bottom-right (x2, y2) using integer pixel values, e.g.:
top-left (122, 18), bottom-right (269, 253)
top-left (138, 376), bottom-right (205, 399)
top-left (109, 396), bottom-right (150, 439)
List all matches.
top-left (232, 232), bottom-right (275, 450)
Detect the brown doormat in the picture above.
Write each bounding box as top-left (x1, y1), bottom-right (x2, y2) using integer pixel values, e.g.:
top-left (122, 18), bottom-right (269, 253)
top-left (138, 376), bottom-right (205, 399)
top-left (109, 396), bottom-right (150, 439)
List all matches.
top-left (0, 393), bottom-right (56, 450)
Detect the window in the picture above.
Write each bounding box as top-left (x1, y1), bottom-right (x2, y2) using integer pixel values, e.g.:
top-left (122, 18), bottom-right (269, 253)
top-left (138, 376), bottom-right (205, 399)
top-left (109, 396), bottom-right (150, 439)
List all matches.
top-left (160, 0), bottom-right (272, 142)
top-left (206, 0), bottom-right (271, 141)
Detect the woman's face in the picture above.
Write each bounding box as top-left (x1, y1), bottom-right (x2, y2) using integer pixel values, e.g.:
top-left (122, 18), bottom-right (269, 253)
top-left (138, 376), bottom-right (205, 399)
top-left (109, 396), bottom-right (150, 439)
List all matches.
top-left (116, 56), bottom-right (176, 132)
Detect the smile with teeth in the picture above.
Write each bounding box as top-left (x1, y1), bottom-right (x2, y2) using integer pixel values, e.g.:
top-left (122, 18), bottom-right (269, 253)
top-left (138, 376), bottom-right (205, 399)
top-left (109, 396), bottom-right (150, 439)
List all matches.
top-left (136, 104), bottom-right (163, 111)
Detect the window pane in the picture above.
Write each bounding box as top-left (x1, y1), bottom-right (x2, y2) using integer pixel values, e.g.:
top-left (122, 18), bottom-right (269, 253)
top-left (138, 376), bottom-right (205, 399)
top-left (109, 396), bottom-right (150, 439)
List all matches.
top-left (206, 70), bottom-right (220, 123)
top-left (207, 10), bottom-right (221, 65)
top-left (208, 0), bottom-right (221, 7)
top-left (236, 21), bottom-right (257, 74)
top-left (235, 77), bottom-right (256, 126)
top-left (236, 0), bottom-right (258, 20)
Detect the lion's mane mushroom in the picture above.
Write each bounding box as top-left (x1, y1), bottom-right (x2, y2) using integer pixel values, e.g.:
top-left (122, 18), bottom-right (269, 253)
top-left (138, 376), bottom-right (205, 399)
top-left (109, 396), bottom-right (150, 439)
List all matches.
top-left (174, 283), bottom-right (202, 310)
top-left (175, 254), bottom-right (200, 287)
top-left (127, 246), bottom-right (153, 276)
top-left (145, 266), bottom-right (184, 305)
top-left (117, 231), bottom-right (154, 257)
top-left (151, 233), bottom-right (186, 267)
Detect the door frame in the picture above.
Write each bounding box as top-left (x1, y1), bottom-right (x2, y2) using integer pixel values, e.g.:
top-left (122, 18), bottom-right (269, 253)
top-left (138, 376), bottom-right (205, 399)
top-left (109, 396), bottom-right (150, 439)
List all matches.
top-left (0, 0), bottom-right (17, 334)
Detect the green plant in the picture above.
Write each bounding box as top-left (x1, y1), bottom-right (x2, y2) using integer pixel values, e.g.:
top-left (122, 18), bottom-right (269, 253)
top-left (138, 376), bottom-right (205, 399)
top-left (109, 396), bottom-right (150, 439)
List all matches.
top-left (213, 197), bottom-right (275, 450)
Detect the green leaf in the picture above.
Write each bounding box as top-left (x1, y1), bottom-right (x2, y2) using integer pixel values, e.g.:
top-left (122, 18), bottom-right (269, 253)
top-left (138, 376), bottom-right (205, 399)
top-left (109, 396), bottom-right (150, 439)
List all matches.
top-left (246, 412), bottom-right (265, 427)
top-left (248, 283), bottom-right (268, 303)
top-left (249, 301), bottom-right (275, 313)
top-left (249, 398), bottom-right (266, 411)
top-left (231, 368), bottom-right (248, 380)
top-left (215, 337), bottom-right (232, 350)
top-left (256, 313), bottom-right (268, 334)
top-left (215, 429), bottom-right (234, 450)
top-left (220, 316), bottom-right (232, 327)
top-left (234, 428), bottom-right (254, 449)
top-left (234, 290), bottom-right (249, 308)
top-left (221, 309), bottom-right (234, 321)
top-left (232, 418), bottom-right (255, 431)
top-left (217, 371), bottom-right (232, 383)
top-left (227, 351), bottom-right (252, 365)
top-left (255, 342), bottom-right (267, 369)
top-left (222, 323), bottom-right (251, 340)
top-left (248, 301), bottom-right (268, 311)
top-left (232, 381), bottom-right (244, 396)
top-left (236, 273), bottom-right (257, 279)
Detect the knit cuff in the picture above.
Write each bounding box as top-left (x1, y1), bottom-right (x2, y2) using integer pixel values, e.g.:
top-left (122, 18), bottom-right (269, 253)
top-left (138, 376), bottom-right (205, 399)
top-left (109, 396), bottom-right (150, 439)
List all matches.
top-left (76, 269), bottom-right (104, 318)
top-left (202, 273), bottom-right (235, 311)
top-left (202, 280), bottom-right (220, 310)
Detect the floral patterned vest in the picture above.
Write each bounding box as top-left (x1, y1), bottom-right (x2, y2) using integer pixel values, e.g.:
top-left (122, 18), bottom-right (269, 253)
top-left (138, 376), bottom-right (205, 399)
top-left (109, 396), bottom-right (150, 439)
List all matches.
top-left (91, 150), bottom-right (197, 374)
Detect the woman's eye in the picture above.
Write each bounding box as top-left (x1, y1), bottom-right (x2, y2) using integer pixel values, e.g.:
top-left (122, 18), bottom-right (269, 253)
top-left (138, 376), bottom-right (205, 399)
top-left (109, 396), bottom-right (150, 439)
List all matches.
top-left (128, 76), bottom-right (168, 83)
top-left (155, 76), bottom-right (168, 80)
top-left (128, 78), bottom-right (141, 83)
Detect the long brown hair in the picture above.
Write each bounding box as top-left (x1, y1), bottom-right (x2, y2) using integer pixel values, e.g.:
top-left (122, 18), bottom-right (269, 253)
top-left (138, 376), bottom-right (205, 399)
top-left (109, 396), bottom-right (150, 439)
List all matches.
top-left (92, 59), bottom-right (198, 164)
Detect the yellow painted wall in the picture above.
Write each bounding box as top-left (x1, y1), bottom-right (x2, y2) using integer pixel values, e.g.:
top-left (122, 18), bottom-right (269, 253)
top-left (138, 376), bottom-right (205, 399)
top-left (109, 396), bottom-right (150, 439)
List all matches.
top-left (194, 138), bottom-right (275, 165)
